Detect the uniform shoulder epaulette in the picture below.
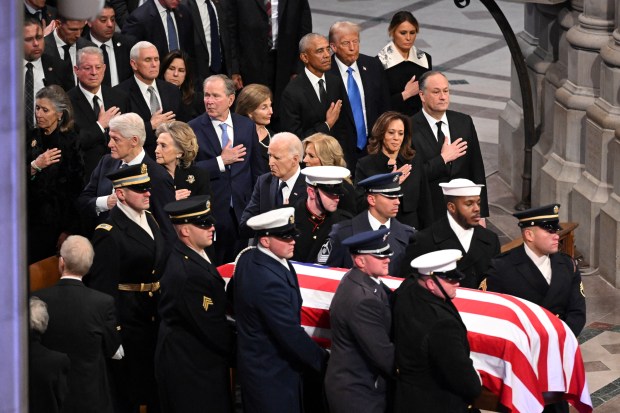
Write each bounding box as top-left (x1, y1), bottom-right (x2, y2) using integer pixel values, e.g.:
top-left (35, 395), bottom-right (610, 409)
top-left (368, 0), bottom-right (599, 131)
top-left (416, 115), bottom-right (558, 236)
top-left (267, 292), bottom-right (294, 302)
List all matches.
top-left (232, 246), bottom-right (256, 278)
top-left (95, 223), bottom-right (113, 231)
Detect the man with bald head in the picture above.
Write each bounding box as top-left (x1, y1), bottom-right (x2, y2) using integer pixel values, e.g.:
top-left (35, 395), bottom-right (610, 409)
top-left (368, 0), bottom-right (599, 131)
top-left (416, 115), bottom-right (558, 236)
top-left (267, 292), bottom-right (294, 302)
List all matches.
top-left (280, 33), bottom-right (357, 170)
top-left (239, 132), bottom-right (307, 237)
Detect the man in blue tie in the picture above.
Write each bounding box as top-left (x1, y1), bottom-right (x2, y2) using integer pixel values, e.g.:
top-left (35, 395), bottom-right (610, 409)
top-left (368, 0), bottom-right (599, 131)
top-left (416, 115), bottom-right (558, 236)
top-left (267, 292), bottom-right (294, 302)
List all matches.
top-left (329, 21), bottom-right (390, 164)
top-left (188, 74), bottom-right (267, 264)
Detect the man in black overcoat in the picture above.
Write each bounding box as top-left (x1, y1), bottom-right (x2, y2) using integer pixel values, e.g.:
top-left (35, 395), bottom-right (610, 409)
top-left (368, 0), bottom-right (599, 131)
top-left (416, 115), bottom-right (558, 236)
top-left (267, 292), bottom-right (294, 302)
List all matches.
top-left (35, 235), bottom-right (122, 413)
top-left (484, 204), bottom-right (586, 413)
top-left (325, 228), bottom-right (395, 413)
top-left (155, 196), bottom-right (234, 413)
top-left (399, 178), bottom-right (499, 284)
top-left (393, 249), bottom-right (482, 412)
top-left (84, 163), bottom-right (167, 413)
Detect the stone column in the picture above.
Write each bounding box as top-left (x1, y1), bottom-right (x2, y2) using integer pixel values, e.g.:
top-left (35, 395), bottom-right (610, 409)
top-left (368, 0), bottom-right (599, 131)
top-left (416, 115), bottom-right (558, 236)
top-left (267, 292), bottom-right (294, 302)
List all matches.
top-left (571, 0), bottom-right (620, 266)
top-left (532, 2), bottom-right (581, 205)
top-left (539, 0), bottom-right (614, 219)
top-left (498, 3), bottom-right (559, 198)
top-left (599, 130), bottom-right (620, 286)
top-left (0, 2), bottom-right (28, 413)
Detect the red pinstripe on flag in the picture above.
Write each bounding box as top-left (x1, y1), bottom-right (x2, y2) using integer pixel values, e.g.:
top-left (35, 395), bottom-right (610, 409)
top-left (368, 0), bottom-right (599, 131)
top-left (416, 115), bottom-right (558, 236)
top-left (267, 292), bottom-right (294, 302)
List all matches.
top-left (219, 261), bottom-right (592, 413)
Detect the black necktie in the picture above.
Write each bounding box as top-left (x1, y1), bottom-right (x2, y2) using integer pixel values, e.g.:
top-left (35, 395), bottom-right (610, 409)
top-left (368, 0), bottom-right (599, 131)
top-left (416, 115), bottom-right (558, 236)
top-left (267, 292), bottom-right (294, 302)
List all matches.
top-left (205, 0), bottom-right (222, 73)
top-left (62, 44), bottom-right (71, 64)
top-left (318, 79), bottom-right (328, 109)
top-left (276, 181), bottom-right (287, 206)
top-left (100, 44), bottom-right (111, 87)
top-left (93, 96), bottom-right (101, 118)
top-left (436, 121), bottom-right (445, 150)
top-left (25, 62), bottom-right (35, 131)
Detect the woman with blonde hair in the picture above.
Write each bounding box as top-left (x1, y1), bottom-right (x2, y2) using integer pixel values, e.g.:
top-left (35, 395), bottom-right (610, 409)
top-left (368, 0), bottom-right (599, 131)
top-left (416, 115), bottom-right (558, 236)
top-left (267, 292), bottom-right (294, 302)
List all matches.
top-left (302, 133), bottom-right (359, 214)
top-left (355, 111), bottom-right (433, 229)
top-left (155, 121), bottom-right (211, 200)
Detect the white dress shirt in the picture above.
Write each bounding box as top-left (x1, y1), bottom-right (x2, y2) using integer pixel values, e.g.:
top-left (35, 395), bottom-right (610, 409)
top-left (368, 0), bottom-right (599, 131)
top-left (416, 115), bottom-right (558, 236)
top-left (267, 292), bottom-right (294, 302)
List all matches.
top-left (134, 75), bottom-right (162, 112)
top-left (279, 167), bottom-right (301, 205)
top-left (116, 199), bottom-right (154, 239)
top-left (53, 29), bottom-right (77, 83)
top-left (367, 212), bottom-right (391, 230)
top-left (524, 243), bottom-right (552, 284)
top-left (154, 0), bottom-right (179, 50)
top-left (197, 0), bottom-right (219, 66)
top-left (447, 211), bottom-right (474, 253)
top-left (421, 108), bottom-right (450, 143)
top-left (78, 83), bottom-right (106, 132)
top-left (334, 56), bottom-right (367, 129)
top-left (304, 67), bottom-right (327, 103)
top-left (90, 37), bottom-right (120, 86)
top-left (210, 111), bottom-right (234, 172)
top-left (24, 58), bottom-right (45, 125)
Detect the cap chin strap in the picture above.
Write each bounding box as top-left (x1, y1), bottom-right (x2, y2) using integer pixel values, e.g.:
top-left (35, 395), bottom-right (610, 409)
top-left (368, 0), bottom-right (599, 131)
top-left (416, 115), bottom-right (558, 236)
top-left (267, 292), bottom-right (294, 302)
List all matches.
top-left (315, 188), bottom-right (327, 215)
top-left (429, 273), bottom-right (452, 302)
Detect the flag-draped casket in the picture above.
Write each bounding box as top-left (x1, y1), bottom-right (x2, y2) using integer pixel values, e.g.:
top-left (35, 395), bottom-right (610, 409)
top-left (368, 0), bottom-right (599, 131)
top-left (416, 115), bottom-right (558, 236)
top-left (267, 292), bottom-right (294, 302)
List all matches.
top-left (218, 261), bottom-right (592, 413)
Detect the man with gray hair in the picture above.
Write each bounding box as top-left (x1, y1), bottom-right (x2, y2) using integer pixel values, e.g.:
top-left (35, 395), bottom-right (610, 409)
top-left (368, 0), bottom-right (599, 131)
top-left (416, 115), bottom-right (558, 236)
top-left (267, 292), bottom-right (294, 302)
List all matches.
top-left (280, 33), bottom-right (357, 170)
top-left (239, 131), bottom-right (307, 237)
top-left (114, 40), bottom-right (183, 157)
top-left (69, 46), bottom-right (129, 179)
top-left (77, 112), bottom-right (175, 240)
top-left (189, 74), bottom-right (266, 264)
top-left (34, 235), bottom-right (123, 413)
top-left (28, 296), bottom-right (70, 413)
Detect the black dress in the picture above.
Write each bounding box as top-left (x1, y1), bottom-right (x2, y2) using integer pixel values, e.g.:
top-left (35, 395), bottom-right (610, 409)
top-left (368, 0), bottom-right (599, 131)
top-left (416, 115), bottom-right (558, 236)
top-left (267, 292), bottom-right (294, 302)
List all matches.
top-left (377, 42), bottom-right (432, 117)
top-left (173, 163), bottom-right (212, 198)
top-left (355, 151), bottom-right (433, 230)
top-left (27, 127), bottom-right (84, 263)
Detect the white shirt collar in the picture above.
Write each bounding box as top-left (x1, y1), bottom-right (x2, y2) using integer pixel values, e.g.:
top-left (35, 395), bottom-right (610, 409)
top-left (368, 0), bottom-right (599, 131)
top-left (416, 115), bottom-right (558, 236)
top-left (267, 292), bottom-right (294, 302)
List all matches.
top-left (257, 244), bottom-right (290, 270)
top-left (210, 110), bottom-right (233, 128)
top-left (422, 108), bottom-right (448, 127)
top-left (334, 56), bottom-right (359, 76)
top-left (123, 149), bottom-right (146, 166)
top-left (304, 67), bottom-right (325, 87)
top-left (154, 0), bottom-right (168, 14)
top-left (53, 28), bottom-right (68, 48)
top-left (134, 74), bottom-right (157, 92)
top-left (189, 245), bottom-right (211, 263)
top-left (447, 211), bottom-right (474, 252)
top-left (79, 83), bottom-right (103, 103)
top-left (116, 199), bottom-right (146, 223)
top-left (60, 275), bottom-right (82, 281)
top-left (367, 211), bottom-right (390, 230)
top-left (377, 41), bottom-right (430, 70)
top-left (24, 1), bottom-right (38, 14)
top-left (281, 166), bottom-right (301, 188)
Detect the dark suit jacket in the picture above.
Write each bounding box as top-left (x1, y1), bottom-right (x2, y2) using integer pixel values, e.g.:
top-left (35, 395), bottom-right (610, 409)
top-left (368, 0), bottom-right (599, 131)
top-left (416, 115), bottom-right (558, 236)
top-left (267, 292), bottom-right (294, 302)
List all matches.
top-left (85, 206), bottom-right (166, 404)
top-left (86, 33), bottom-right (136, 85)
top-left (36, 279), bottom-right (121, 413)
top-left (323, 212), bottom-right (415, 276)
top-left (122, 0), bottom-right (194, 60)
top-left (232, 247), bottom-right (327, 413)
top-left (355, 152), bottom-right (433, 230)
top-left (239, 169), bottom-right (307, 237)
top-left (325, 268), bottom-right (394, 413)
top-left (485, 245), bottom-right (586, 336)
top-left (39, 54), bottom-right (75, 92)
top-left (392, 279), bottom-right (481, 413)
top-left (399, 216), bottom-right (500, 287)
top-left (329, 54), bottom-right (390, 140)
top-left (280, 71), bottom-right (357, 168)
top-left (114, 76), bottom-right (183, 157)
top-left (77, 153), bottom-right (176, 241)
top-left (227, 0), bottom-right (311, 108)
top-left (68, 85), bottom-right (129, 180)
top-left (188, 112), bottom-right (266, 224)
top-left (29, 336), bottom-right (70, 413)
top-left (173, 164), bottom-right (212, 197)
top-left (411, 109), bottom-right (489, 218)
top-left (183, 0), bottom-right (233, 81)
top-left (110, 0), bottom-right (141, 28)
top-left (43, 35), bottom-right (96, 87)
top-left (155, 240), bottom-right (233, 413)
top-left (25, 4), bottom-right (57, 25)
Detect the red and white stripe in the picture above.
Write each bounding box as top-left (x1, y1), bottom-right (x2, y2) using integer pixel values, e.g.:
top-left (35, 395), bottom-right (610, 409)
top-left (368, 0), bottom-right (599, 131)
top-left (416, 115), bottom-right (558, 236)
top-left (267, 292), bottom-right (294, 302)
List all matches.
top-left (219, 261), bottom-right (592, 413)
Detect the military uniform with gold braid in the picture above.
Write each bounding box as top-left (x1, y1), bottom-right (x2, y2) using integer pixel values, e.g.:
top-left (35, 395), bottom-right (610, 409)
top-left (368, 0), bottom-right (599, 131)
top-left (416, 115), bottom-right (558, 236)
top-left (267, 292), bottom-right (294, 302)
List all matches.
top-left (484, 204), bottom-right (586, 337)
top-left (85, 163), bottom-right (166, 412)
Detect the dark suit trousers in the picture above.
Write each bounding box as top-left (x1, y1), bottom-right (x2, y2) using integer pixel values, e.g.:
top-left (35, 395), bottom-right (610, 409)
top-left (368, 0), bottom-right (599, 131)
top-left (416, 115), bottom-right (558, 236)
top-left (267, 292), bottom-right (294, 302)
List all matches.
top-left (213, 206), bottom-right (243, 266)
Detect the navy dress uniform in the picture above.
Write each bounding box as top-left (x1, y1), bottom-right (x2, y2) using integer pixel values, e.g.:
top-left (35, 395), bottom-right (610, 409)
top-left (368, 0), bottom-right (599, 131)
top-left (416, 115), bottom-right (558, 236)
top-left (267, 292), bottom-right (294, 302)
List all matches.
top-left (485, 204), bottom-right (585, 413)
top-left (400, 179), bottom-right (500, 286)
top-left (320, 172), bottom-right (415, 274)
top-left (292, 166), bottom-right (353, 263)
top-left (393, 250), bottom-right (482, 413)
top-left (84, 164), bottom-right (167, 412)
top-left (232, 207), bottom-right (328, 413)
top-left (325, 228), bottom-right (395, 413)
top-left (155, 196), bottom-right (234, 413)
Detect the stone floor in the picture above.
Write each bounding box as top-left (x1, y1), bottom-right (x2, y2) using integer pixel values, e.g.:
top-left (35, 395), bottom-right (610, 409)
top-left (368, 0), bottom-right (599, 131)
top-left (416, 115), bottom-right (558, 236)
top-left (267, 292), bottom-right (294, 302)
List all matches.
top-left (309, 0), bottom-right (620, 411)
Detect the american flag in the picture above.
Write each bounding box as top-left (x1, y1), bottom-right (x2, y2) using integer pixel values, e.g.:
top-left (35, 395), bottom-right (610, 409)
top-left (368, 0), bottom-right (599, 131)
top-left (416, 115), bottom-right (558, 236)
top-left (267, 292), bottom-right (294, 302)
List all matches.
top-left (219, 261), bottom-right (593, 413)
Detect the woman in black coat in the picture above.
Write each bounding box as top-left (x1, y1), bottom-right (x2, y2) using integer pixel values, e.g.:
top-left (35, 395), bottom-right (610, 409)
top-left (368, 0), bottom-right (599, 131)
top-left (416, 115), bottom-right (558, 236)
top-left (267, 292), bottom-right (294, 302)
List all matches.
top-left (27, 85), bottom-right (84, 263)
top-left (159, 50), bottom-right (204, 121)
top-left (377, 11), bottom-right (432, 116)
top-left (155, 121), bottom-right (212, 200)
top-left (355, 111), bottom-right (433, 229)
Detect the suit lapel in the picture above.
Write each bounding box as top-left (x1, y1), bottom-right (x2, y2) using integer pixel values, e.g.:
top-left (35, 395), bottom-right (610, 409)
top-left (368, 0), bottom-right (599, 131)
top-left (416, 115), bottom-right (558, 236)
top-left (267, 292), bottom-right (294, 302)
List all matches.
top-left (413, 113), bottom-right (439, 157)
top-left (200, 114), bottom-right (221, 155)
top-left (299, 73), bottom-right (323, 119)
top-left (542, 254), bottom-right (569, 308)
top-left (114, 207), bottom-right (156, 251)
top-left (75, 88), bottom-right (97, 122)
top-left (128, 77), bottom-right (151, 118)
top-left (188, 0), bottom-right (208, 49)
top-left (514, 246), bottom-right (550, 295)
